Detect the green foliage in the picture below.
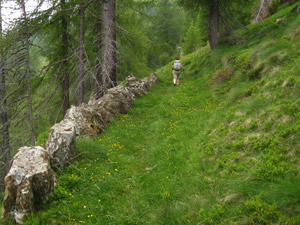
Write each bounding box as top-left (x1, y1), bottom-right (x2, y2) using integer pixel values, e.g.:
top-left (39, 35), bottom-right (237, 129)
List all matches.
top-left (144, 0), bottom-right (185, 68)
top-left (178, 0), bottom-right (256, 47)
top-left (182, 21), bottom-right (202, 54)
top-left (116, 0), bottom-right (152, 78)
top-left (23, 213), bottom-right (40, 225)
top-left (232, 48), bottom-right (252, 68)
top-left (29, 36), bottom-right (47, 78)
top-left (243, 198), bottom-right (281, 224)
top-left (269, 0), bottom-right (299, 14)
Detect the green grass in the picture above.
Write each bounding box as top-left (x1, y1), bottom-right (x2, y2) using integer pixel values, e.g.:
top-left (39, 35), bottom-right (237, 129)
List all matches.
top-left (2, 2), bottom-right (300, 225)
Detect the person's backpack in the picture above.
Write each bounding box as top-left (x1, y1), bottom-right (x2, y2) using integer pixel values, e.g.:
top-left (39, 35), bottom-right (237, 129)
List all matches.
top-left (173, 60), bottom-right (181, 71)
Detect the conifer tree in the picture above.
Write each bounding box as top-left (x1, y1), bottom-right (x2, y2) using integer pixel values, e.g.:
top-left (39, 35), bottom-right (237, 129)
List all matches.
top-left (146, 0), bottom-right (185, 67)
top-left (95, 0), bottom-right (116, 99)
top-left (94, 0), bottom-right (102, 100)
top-left (177, 0), bottom-right (220, 49)
top-left (61, 0), bottom-right (70, 114)
top-left (19, 0), bottom-right (35, 145)
top-left (182, 21), bottom-right (201, 55)
top-left (0, 0), bottom-right (10, 192)
top-left (77, 1), bottom-right (86, 105)
top-left (177, 0), bottom-right (254, 49)
top-left (115, 0), bottom-right (152, 77)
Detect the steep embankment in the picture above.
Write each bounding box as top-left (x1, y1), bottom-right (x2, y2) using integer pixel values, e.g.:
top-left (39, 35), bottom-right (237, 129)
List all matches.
top-left (15, 3), bottom-right (300, 224)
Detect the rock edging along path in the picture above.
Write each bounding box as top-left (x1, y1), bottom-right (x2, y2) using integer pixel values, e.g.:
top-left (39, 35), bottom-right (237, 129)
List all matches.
top-left (1, 73), bottom-right (158, 224)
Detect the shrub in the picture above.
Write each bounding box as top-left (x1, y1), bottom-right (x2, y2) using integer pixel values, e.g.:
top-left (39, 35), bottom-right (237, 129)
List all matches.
top-left (244, 198), bottom-right (281, 224)
top-left (214, 68), bottom-right (236, 83)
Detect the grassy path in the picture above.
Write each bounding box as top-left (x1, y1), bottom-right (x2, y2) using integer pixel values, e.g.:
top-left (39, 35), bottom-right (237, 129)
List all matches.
top-left (34, 74), bottom-right (230, 225)
top-left (27, 52), bottom-right (300, 224)
top-left (12, 5), bottom-right (300, 223)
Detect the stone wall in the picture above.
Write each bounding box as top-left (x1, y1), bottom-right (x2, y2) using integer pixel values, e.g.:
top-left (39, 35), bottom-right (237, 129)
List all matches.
top-left (1, 74), bottom-right (158, 224)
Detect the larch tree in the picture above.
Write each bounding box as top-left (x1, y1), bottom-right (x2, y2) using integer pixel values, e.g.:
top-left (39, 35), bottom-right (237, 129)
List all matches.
top-left (115, 0), bottom-right (152, 77)
top-left (0, 0), bottom-right (10, 192)
top-left (77, 1), bottom-right (86, 105)
top-left (177, 0), bottom-right (220, 49)
top-left (154, 0), bottom-right (182, 47)
top-left (177, 0), bottom-right (254, 49)
top-left (145, 0), bottom-right (185, 67)
top-left (94, 0), bottom-right (103, 100)
top-left (61, 0), bottom-right (70, 114)
top-left (182, 21), bottom-right (202, 55)
top-left (19, 0), bottom-right (35, 145)
top-left (95, 0), bottom-right (116, 99)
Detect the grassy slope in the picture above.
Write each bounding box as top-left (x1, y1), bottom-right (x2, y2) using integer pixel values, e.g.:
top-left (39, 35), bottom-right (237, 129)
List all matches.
top-left (2, 3), bottom-right (300, 225)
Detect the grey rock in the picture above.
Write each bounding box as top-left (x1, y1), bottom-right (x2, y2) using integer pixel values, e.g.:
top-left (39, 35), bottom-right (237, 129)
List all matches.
top-left (149, 73), bottom-right (158, 85)
top-left (1, 146), bottom-right (56, 224)
top-left (64, 104), bottom-right (105, 138)
top-left (125, 75), bottom-right (149, 97)
top-left (46, 119), bottom-right (76, 169)
top-left (107, 85), bottom-right (135, 113)
top-left (276, 17), bottom-right (286, 24)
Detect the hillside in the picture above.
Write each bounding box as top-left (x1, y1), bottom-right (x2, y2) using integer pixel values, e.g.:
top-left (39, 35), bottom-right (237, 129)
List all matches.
top-left (4, 2), bottom-right (300, 224)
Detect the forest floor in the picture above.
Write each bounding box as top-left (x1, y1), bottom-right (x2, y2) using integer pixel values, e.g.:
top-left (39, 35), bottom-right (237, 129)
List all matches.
top-left (2, 2), bottom-right (300, 225)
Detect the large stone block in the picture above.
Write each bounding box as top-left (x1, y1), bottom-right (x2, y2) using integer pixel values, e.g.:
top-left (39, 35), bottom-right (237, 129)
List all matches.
top-left (107, 85), bottom-right (135, 113)
top-left (46, 119), bottom-right (76, 169)
top-left (64, 104), bottom-right (105, 138)
top-left (98, 94), bottom-right (121, 119)
top-left (1, 146), bottom-right (56, 224)
top-left (125, 73), bottom-right (157, 97)
top-left (89, 94), bottom-right (119, 123)
top-left (149, 73), bottom-right (158, 86)
top-left (125, 75), bottom-right (149, 97)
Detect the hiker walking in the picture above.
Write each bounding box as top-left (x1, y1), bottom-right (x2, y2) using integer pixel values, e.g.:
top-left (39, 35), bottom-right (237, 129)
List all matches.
top-left (172, 58), bottom-right (183, 86)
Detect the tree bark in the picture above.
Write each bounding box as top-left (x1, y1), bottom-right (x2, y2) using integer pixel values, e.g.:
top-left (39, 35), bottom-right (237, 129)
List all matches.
top-left (77, 1), bottom-right (86, 105)
top-left (111, 0), bottom-right (117, 88)
top-left (94, 0), bottom-right (102, 99)
top-left (97, 0), bottom-right (116, 98)
top-left (21, 0), bottom-right (35, 146)
top-left (0, 0), bottom-right (10, 192)
top-left (208, 1), bottom-right (220, 49)
top-left (61, 0), bottom-right (70, 114)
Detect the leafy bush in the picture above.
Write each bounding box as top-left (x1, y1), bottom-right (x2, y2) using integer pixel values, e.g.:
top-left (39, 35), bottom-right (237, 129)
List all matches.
top-left (244, 198), bottom-right (281, 224)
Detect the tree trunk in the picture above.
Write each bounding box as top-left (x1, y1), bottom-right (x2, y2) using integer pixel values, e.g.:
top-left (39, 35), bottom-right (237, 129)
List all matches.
top-left (0, 0), bottom-right (10, 192)
top-left (77, 1), bottom-right (86, 105)
top-left (111, 0), bottom-right (117, 88)
top-left (95, 0), bottom-right (102, 99)
top-left (61, 0), bottom-right (70, 114)
top-left (208, 1), bottom-right (220, 49)
top-left (21, 0), bottom-right (35, 146)
top-left (98, 0), bottom-right (116, 98)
